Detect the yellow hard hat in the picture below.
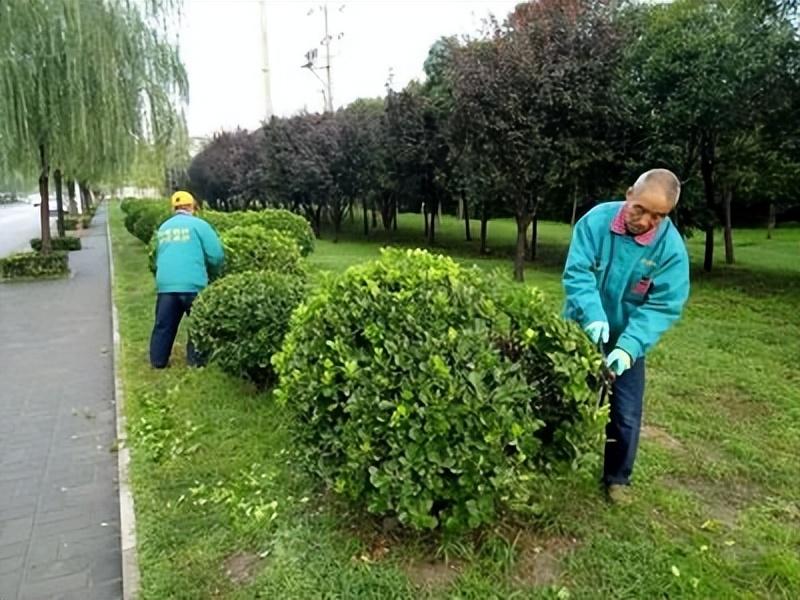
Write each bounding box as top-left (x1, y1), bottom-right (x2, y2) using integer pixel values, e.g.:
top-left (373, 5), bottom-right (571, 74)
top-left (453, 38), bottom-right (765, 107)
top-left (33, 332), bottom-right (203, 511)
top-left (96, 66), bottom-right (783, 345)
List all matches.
top-left (170, 190), bottom-right (195, 209)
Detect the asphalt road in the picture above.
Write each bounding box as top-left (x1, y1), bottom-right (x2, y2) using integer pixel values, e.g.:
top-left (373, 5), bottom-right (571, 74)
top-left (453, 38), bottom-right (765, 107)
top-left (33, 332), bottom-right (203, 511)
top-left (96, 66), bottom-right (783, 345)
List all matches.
top-left (0, 203), bottom-right (48, 258)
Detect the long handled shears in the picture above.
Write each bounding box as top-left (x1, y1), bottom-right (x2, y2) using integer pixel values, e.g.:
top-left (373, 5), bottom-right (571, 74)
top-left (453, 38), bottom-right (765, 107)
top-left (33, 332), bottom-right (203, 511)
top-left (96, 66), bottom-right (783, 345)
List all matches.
top-left (597, 343), bottom-right (614, 408)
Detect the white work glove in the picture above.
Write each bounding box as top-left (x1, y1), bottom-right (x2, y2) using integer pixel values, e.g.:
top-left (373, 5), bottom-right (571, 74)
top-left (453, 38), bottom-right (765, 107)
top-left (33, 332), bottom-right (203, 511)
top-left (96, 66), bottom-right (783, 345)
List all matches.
top-left (606, 348), bottom-right (632, 377)
top-left (584, 321), bottom-right (609, 345)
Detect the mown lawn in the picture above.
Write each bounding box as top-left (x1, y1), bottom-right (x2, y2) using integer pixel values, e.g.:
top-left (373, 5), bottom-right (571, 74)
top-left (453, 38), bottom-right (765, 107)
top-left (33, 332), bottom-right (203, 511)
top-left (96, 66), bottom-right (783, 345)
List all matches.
top-left (111, 203), bottom-right (800, 599)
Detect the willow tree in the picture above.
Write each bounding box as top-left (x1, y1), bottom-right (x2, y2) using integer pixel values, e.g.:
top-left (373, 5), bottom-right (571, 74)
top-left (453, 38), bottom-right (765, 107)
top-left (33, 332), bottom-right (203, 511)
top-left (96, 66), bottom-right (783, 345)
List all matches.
top-left (0, 0), bottom-right (187, 252)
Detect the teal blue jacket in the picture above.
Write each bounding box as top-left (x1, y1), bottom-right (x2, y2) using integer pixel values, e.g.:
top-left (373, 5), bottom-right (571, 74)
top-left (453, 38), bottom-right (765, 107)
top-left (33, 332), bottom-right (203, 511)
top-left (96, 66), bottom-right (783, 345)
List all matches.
top-left (155, 212), bottom-right (224, 294)
top-left (562, 201), bottom-right (690, 361)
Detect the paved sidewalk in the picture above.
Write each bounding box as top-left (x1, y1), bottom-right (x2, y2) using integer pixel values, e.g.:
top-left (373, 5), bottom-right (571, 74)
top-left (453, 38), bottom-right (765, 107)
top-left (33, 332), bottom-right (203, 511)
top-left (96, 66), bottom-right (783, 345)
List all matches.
top-left (0, 207), bottom-right (122, 600)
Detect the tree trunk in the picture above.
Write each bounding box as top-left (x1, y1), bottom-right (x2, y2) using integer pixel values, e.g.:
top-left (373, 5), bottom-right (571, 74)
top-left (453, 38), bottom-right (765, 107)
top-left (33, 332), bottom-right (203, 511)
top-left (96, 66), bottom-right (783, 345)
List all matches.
top-left (723, 187), bottom-right (735, 265)
top-left (524, 224), bottom-right (530, 255)
top-left (315, 205), bottom-right (323, 239)
top-left (528, 213), bottom-right (538, 261)
top-left (83, 182), bottom-right (93, 210)
top-left (513, 214), bottom-right (530, 282)
top-left (767, 203), bottom-right (776, 239)
top-left (79, 181), bottom-right (89, 214)
top-left (392, 200), bottom-right (398, 231)
top-left (333, 200), bottom-right (342, 243)
top-left (462, 192), bottom-right (472, 242)
top-left (480, 202), bottom-right (488, 255)
top-left (67, 178), bottom-right (78, 216)
top-left (362, 197), bottom-right (370, 236)
top-left (427, 199), bottom-right (437, 246)
top-left (570, 184), bottom-right (579, 228)
top-left (703, 224), bottom-right (715, 273)
top-left (54, 169), bottom-right (65, 238)
top-left (700, 136), bottom-right (716, 273)
top-left (39, 144), bottom-right (52, 254)
top-left (378, 194), bottom-right (391, 231)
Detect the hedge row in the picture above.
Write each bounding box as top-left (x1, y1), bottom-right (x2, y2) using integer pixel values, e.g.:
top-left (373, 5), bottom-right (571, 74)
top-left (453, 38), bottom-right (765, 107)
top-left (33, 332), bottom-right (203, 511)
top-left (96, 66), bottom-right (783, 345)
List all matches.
top-left (203, 209), bottom-right (315, 256)
top-left (30, 237), bottom-right (82, 252)
top-left (122, 199), bottom-right (315, 259)
top-left (0, 251), bottom-right (69, 280)
top-left (119, 199), bottom-right (315, 384)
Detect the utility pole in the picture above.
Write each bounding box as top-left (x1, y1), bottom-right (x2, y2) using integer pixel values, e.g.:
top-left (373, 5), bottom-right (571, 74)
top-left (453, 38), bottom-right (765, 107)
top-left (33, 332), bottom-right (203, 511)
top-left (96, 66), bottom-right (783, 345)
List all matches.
top-left (323, 3), bottom-right (333, 112)
top-left (302, 3), bottom-right (342, 113)
top-left (260, 0), bottom-right (274, 120)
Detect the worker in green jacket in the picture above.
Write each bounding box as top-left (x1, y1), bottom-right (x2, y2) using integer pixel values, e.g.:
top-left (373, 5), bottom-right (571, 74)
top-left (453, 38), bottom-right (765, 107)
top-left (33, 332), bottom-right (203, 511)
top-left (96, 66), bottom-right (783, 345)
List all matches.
top-left (150, 191), bottom-right (224, 368)
top-left (562, 169), bottom-right (690, 504)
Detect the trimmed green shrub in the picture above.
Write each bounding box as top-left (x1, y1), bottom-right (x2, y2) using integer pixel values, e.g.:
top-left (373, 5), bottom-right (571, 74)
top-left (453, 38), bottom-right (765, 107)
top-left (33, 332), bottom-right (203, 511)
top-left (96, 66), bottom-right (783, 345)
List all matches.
top-left (200, 209), bottom-right (237, 232)
top-left (203, 209), bottom-right (314, 256)
top-left (64, 216), bottom-right (80, 231)
top-left (121, 196), bottom-right (162, 215)
top-left (81, 215), bottom-right (92, 229)
top-left (493, 284), bottom-right (608, 468)
top-left (1, 251), bottom-right (69, 280)
top-left (220, 225), bottom-right (305, 276)
top-left (190, 271), bottom-right (306, 384)
top-left (251, 209), bottom-right (315, 256)
top-left (123, 200), bottom-right (170, 244)
top-left (120, 197), bottom-right (139, 214)
top-left (273, 248), bottom-right (604, 532)
top-left (147, 236), bottom-right (157, 275)
top-left (30, 237), bottom-right (82, 252)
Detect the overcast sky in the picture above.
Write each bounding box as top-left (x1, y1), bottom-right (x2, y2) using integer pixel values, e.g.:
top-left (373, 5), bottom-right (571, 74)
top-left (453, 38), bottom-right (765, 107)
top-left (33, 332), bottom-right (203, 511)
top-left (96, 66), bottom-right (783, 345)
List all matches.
top-left (178, 0), bottom-right (520, 138)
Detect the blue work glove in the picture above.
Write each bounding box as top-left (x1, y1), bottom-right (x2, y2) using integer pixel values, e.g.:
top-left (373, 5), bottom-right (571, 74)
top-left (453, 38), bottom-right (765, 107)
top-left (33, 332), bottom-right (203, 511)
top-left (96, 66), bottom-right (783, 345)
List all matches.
top-left (584, 321), bottom-right (609, 345)
top-left (606, 348), bottom-right (632, 377)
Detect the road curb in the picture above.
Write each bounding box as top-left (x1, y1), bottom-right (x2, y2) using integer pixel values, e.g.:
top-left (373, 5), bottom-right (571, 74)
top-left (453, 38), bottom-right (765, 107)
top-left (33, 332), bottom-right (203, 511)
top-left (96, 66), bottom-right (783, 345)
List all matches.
top-left (106, 204), bottom-right (140, 600)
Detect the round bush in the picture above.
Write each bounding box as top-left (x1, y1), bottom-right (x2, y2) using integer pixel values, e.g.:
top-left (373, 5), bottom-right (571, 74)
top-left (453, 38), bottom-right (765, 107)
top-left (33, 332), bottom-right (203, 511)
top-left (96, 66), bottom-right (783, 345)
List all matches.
top-left (273, 248), bottom-right (603, 532)
top-left (249, 209), bottom-right (315, 257)
top-left (220, 225), bottom-right (305, 277)
top-left (203, 209), bottom-right (314, 256)
top-left (190, 271), bottom-right (306, 384)
top-left (122, 200), bottom-right (170, 244)
top-left (120, 197), bottom-right (138, 214)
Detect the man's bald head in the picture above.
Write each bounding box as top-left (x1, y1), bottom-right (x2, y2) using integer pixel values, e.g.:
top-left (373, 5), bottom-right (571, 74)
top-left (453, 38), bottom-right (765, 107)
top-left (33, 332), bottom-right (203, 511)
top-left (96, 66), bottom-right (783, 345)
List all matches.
top-left (624, 168), bottom-right (680, 235)
top-left (632, 169), bottom-right (681, 206)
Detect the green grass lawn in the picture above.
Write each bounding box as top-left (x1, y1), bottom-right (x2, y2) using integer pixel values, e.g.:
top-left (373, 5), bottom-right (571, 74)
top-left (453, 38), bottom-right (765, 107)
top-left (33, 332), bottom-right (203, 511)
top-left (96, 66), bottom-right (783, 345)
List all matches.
top-left (111, 204), bottom-right (800, 599)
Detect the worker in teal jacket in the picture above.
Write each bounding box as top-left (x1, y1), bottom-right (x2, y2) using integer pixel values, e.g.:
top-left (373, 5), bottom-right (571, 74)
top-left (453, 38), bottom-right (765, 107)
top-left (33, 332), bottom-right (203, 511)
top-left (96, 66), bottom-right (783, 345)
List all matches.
top-left (150, 190), bottom-right (224, 368)
top-left (562, 168), bottom-right (690, 504)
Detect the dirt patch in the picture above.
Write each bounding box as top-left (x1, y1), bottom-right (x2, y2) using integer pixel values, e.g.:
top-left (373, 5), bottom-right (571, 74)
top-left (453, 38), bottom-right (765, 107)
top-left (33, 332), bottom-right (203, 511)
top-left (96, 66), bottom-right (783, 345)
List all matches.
top-left (352, 534), bottom-right (392, 564)
top-left (707, 386), bottom-right (773, 423)
top-left (223, 552), bottom-right (265, 586)
top-left (402, 559), bottom-right (463, 590)
top-left (661, 474), bottom-right (759, 528)
top-left (641, 424), bottom-right (685, 453)
top-left (511, 531), bottom-right (579, 588)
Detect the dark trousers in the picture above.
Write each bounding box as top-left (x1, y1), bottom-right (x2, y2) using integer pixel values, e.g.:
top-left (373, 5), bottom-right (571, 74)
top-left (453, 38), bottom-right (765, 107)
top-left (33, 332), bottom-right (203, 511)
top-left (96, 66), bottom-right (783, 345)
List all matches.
top-left (149, 293), bottom-right (202, 369)
top-left (603, 358), bottom-right (646, 486)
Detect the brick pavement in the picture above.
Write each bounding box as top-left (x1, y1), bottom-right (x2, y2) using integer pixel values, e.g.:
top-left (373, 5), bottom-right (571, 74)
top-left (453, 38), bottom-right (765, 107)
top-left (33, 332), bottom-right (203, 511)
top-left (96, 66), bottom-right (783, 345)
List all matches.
top-left (0, 207), bottom-right (122, 600)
